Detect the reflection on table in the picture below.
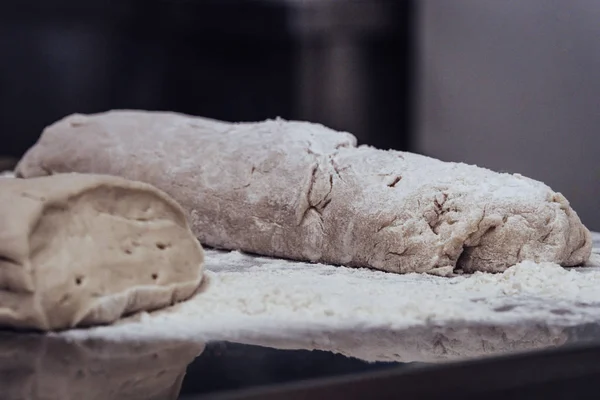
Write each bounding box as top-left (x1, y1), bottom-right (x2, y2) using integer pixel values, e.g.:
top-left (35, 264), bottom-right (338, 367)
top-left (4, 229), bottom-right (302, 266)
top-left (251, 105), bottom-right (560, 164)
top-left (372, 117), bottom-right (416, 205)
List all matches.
top-left (2, 314), bottom-right (600, 398)
top-left (0, 333), bottom-right (203, 400)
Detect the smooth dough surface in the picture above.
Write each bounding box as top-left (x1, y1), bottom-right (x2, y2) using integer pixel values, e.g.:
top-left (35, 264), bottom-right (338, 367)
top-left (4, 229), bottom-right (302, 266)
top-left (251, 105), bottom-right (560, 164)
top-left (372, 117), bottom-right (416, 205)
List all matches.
top-left (16, 110), bottom-right (592, 274)
top-left (0, 173), bottom-right (204, 331)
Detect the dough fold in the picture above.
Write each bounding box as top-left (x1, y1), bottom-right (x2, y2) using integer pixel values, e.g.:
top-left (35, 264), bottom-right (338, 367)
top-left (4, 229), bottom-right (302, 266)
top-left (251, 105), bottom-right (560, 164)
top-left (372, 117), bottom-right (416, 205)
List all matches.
top-left (0, 173), bottom-right (204, 330)
top-left (15, 110), bottom-right (591, 274)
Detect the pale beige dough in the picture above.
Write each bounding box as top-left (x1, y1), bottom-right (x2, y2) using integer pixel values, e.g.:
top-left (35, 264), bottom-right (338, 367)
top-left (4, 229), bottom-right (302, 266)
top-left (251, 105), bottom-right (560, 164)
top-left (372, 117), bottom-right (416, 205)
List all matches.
top-left (15, 110), bottom-right (592, 274)
top-left (0, 173), bottom-right (204, 331)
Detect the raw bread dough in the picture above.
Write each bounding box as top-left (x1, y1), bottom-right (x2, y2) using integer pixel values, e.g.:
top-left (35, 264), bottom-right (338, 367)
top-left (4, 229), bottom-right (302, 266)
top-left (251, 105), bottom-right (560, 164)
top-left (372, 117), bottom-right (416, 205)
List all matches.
top-left (0, 173), bottom-right (204, 331)
top-left (16, 111), bottom-right (592, 274)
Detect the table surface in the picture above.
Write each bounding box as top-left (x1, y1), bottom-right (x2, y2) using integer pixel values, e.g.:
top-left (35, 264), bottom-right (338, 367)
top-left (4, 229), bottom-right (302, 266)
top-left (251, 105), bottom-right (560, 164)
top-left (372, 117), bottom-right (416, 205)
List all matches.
top-left (0, 233), bottom-right (598, 399)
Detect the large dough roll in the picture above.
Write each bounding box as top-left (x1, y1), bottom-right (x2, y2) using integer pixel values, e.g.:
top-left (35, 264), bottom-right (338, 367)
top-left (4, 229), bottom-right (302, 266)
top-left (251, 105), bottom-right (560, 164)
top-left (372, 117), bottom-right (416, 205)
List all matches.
top-left (16, 111), bottom-right (591, 274)
top-left (0, 173), bottom-right (204, 330)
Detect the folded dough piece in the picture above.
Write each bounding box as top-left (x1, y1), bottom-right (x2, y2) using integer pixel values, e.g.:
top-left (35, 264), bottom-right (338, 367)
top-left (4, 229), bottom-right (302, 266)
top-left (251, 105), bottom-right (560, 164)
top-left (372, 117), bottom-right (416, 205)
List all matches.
top-left (16, 111), bottom-right (591, 274)
top-left (0, 173), bottom-right (204, 330)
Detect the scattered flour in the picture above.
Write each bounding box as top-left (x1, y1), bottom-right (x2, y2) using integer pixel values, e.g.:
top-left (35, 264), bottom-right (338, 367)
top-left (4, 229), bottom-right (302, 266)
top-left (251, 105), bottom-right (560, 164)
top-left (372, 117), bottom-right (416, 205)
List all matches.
top-left (58, 235), bottom-right (600, 362)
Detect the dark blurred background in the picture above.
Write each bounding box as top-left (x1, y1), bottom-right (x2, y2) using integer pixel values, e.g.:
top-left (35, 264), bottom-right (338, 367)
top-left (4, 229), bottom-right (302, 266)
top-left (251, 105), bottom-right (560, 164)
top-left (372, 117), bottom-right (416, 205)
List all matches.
top-left (0, 0), bottom-right (413, 157)
top-left (0, 0), bottom-right (598, 230)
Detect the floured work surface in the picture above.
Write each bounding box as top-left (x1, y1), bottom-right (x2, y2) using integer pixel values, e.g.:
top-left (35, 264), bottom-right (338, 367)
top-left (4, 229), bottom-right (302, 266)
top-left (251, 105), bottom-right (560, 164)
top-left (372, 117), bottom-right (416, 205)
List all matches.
top-left (48, 232), bottom-right (600, 364)
top-left (4, 167), bottom-right (600, 364)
